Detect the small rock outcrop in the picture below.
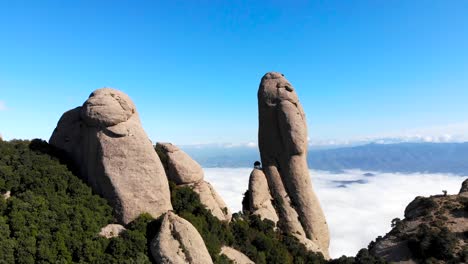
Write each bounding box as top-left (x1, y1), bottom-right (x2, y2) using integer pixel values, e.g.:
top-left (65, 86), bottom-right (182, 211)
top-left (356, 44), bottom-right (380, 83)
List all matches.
top-left (156, 143), bottom-right (231, 221)
top-left (50, 88), bottom-right (172, 224)
top-left (459, 178), bottom-right (468, 196)
top-left (245, 169), bottom-right (278, 224)
top-left (370, 181), bottom-right (468, 263)
top-left (256, 72), bottom-right (330, 258)
top-left (220, 246), bottom-right (254, 264)
top-left (2, 191), bottom-right (10, 200)
top-left (151, 211), bottom-right (213, 264)
top-left (99, 224), bottom-right (126, 238)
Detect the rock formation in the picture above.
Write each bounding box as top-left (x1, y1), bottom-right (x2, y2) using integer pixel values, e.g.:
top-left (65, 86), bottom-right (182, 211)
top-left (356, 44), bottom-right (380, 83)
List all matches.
top-left (99, 224), bottom-right (126, 238)
top-left (50, 88), bottom-right (172, 224)
top-left (156, 143), bottom-right (231, 221)
top-left (220, 246), bottom-right (254, 264)
top-left (256, 72), bottom-right (330, 257)
top-left (2, 191), bottom-right (10, 200)
top-left (460, 178), bottom-right (468, 196)
top-left (151, 211), bottom-right (213, 264)
top-left (370, 181), bottom-right (468, 263)
top-left (245, 168), bottom-right (278, 224)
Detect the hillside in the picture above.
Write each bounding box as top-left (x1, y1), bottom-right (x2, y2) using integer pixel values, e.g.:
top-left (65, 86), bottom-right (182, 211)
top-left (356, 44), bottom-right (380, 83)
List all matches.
top-left (0, 139), bottom-right (388, 263)
top-left (369, 180), bottom-right (468, 263)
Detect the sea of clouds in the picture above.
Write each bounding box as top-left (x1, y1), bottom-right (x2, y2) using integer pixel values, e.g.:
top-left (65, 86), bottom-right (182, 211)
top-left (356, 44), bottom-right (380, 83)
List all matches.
top-left (204, 168), bottom-right (466, 258)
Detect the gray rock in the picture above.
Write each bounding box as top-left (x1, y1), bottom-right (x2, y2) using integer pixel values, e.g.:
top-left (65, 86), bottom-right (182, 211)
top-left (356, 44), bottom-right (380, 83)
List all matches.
top-left (99, 224), bottom-right (126, 238)
top-left (459, 178), bottom-right (468, 196)
top-left (188, 180), bottom-right (232, 222)
top-left (257, 72), bottom-right (330, 258)
top-left (220, 246), bottom-right (254, 264)
top-left (156, 142), bottom-right (231, 221)
top-left (246, 169), bottom-right (278, 224)
top-left (50, 88), bottom-right (172, 224)
top-left (156, 142), bottom-right (204, 185)
top-left (2, 191), bottom-right (10, 200)
top-left (151, 211), bottom-right (213, 264)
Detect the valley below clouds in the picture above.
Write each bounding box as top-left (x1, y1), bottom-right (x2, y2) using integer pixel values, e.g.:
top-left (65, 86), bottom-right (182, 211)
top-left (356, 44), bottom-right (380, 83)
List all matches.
top-left (204, 168), bottom-right (466, 258)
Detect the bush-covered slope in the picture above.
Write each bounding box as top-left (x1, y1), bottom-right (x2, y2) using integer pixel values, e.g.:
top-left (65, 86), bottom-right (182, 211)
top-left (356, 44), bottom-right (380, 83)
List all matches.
top-left (0, 139), bottom-right (157, 263)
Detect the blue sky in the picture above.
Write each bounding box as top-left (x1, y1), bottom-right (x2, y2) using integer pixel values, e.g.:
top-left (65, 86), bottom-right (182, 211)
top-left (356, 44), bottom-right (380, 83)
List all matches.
top-left (0, 1), bottom-right (467, 145)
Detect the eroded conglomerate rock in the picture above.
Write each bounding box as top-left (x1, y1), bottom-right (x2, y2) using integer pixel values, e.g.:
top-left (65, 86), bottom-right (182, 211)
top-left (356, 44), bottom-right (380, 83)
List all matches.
top-left (220, 246), bottom-right (254, 264)
top-left (257, 72), bottom-right (330, 258)
top-left (156, 143), bottom-right (231, 221)
top-left (50, 88), bottom-right (172, 224)
top-left (245, 169), bottom-right (278, 224)
top-left (99, 224), bottom-right (126, 239)
top-left (151, 211), bottom-right (213, 264)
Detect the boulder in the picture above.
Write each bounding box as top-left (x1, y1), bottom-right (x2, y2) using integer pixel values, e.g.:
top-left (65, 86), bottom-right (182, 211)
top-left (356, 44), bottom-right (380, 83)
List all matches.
top-left (156, 142), bottom-right (231, 221)
top-left (151, 211), bottom-right (213, 264)
top-left (99, 224), bottom-right (126, 238)
top-left (2, 191), bottom-right (10, 200)
top-left (188, 181), bottom-right (231, 221)
top-left (246, 169), bottom-right (278, 224)
top-left (50, 88), bottom-right (172, 224)
top-left (220, 246), bottom-right (254, 264)
top-left (156, 143), bottom-right (204, 184)
top-left (257, 72), bottom-right (330, 258)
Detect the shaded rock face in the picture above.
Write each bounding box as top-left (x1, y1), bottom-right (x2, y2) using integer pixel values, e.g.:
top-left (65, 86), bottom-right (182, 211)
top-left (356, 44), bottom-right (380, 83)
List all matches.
top-left (50, 88), bottom-right (172, 224)
top-left (220, 246), bottom-right (254, 264)
top-left (246, 169), bottom-right (278, 224)
top-left (151, 212), bottom-right (213, 264)
top-left (99, 224), bottom-right (126, 239)
top-left (257, 72), bottom-right (330, 257)
top-left (460, 178), bottom-right (468, 196)
top-left (156, 143), bottom-right (231, 221)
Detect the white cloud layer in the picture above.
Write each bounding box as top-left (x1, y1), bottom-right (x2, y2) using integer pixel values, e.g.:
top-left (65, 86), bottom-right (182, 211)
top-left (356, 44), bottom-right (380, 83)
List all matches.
top-left (204, 168), bottom-right (466, 258)
top-left (310, 122), bottom-right (468, 147)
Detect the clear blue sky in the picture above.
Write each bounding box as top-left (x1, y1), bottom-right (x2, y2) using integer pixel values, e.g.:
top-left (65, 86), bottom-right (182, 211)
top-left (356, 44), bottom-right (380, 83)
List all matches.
top-left (1, 1), bottom-right (467, 145)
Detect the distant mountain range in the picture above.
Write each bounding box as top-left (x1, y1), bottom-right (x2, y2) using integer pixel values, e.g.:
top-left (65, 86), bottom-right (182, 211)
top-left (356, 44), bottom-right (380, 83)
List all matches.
top-left (182, 142), bottom-right (468, 175)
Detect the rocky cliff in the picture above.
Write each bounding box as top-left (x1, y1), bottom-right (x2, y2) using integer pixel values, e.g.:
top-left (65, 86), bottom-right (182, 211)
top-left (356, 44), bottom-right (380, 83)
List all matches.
top-left (369, 179), bottom-right (468, 263)
top-left (254, 72), bottom-right (330, 258)
top-left (50, 88), bottom-right (172, 224)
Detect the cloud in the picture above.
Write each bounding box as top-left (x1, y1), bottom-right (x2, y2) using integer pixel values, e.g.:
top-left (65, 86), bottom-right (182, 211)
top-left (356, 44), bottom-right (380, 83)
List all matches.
top-left (204, 168), bottom-right (466, 258)
top-left (0, 101), bottom-right (6, 111)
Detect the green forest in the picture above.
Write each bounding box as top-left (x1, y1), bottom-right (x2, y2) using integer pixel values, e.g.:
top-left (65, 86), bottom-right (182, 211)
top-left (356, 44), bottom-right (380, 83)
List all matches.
top-left (0, 139), bottom-right (386, 263)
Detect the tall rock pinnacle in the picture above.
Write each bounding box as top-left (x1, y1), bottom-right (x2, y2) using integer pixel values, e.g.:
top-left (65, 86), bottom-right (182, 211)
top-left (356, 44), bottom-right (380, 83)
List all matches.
top-left (257, 72), bottom-right (330, 257)
top-left (50, 88), bottom-right (172, 224)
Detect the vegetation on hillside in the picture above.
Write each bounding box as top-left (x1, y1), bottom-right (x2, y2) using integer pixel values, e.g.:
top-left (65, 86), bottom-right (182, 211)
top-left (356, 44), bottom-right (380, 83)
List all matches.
top-left (0, 139), bottom-right (387, 263)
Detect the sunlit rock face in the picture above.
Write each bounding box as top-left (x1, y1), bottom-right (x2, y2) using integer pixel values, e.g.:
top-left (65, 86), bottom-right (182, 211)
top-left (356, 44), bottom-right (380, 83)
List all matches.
top-left (151, 211), bottom-right (213, 264)
top-left (50, 88), bottom-right (172, 224)
top-left (244, 168), bottom-right (279, 224)
top-left (257, 72), bottom-right (330, 258)
top-left (156, 142), bottom-right (232, 221)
